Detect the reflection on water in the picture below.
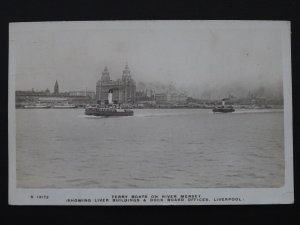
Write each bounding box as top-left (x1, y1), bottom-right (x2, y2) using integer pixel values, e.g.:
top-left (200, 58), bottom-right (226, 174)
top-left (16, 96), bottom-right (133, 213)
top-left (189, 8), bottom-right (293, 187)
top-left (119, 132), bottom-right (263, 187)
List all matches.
top-left (16, 108), bottom-right (284, 188)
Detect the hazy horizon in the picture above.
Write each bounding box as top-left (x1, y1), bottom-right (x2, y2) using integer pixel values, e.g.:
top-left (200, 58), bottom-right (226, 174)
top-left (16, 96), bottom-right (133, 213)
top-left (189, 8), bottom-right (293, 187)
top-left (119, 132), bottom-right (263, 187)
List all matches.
top-left (10, 21), bottom-right (285, 98)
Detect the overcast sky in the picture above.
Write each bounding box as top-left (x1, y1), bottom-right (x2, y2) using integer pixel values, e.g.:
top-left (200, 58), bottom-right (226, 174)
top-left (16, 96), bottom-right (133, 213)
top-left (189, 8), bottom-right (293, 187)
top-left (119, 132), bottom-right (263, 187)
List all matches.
top-left (10, 21), bottom-right (288, 96)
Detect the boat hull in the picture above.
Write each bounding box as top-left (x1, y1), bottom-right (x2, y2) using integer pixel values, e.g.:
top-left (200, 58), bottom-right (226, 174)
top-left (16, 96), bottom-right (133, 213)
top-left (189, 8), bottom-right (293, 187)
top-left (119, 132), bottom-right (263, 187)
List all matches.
top-left (212, 108), bottom-right (235, 113)
top-left (85, 108), bottom-right (133, 116)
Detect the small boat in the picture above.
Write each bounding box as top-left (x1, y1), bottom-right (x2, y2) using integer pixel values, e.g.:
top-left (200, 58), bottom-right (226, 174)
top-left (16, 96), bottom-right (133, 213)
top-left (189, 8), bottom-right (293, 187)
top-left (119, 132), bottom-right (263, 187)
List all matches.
top-left (24, 103), bottom-right (51, 109)
top-left (52, 103), bottom-right (77, 108)
top-left (212, 98), bottom-right (235, 113)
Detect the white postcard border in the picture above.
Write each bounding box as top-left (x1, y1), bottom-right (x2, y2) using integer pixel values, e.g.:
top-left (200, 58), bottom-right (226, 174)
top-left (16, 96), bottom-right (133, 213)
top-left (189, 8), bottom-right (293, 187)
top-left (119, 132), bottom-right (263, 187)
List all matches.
top-left (8, 21), bottom-right (294, 205)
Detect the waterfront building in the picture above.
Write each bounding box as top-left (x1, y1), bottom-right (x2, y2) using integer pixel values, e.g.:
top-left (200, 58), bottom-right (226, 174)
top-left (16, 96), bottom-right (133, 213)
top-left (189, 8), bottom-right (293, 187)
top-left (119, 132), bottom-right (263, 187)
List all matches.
top-left (69, 91), bottom-right (96, 99)
top-left (167, 92), bottom-right (188, 104)
top-left (154, 93), bottom-right (168, 104)
top-left (16, 89), bottom-right (51, 97)
top-left (96, 64), bottom-right (136, 104)
top-left (136, 89), bottom-right (155, 102)
top-left (155, 91), bottom-right (187, 105)
top-left (38, 97), bottom-right (68, 104)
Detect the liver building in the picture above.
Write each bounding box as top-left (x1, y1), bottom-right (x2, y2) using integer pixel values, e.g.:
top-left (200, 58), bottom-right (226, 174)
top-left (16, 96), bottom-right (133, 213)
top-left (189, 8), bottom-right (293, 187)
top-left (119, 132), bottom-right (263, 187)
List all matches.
top-left (96, 64), bottom-right (136, 104)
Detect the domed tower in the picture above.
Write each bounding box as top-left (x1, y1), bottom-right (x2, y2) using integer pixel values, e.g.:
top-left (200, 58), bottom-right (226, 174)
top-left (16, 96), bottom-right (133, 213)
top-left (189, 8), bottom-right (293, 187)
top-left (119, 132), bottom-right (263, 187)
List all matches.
top-left (96, 66), bottom-right (111, 103)
top-left (121, 64), bottom-right (136, 104)
top-left (122, 63), bottom-right (132, 81)
top-left (54, 80), bottom-right (59, 95)
top-left (101, 66), bottom-right (110, 82)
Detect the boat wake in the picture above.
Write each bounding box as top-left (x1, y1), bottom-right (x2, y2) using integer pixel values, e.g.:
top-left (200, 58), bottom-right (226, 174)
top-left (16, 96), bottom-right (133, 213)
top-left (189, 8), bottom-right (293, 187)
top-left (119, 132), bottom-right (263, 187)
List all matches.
top-left (233, 109), bottom-right (283, 114)
top-left (78, 114), bottom-right (104, 119)
top-left (78, 109), bottom-right (282, 119)
top-left (134, 111), bottom-right (200, 118)
top-left (78, 114), bottom-right (133, 119)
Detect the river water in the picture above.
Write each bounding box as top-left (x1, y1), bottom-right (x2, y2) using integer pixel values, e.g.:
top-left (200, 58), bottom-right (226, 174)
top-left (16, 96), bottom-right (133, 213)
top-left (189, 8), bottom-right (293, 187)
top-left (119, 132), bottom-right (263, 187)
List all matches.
top-left (16, 108), bottom-right (284, 188)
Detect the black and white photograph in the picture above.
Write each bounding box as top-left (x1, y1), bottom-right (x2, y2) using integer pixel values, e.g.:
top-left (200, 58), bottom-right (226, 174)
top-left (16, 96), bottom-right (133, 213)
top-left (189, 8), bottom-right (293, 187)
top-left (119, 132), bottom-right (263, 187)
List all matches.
top-left (8, 21), bottom-right (293, 205)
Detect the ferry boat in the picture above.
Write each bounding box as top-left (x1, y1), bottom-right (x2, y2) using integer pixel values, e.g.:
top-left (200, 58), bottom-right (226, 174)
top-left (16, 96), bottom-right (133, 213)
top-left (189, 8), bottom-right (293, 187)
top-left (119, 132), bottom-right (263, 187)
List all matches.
top-left (85, 91), bottom-right (133, 117)
top-left (24, 103), bottom-right (51, 109)
top-left (85, 105), bottom-right (133, 116)
top-left (212, 99), bottom-right (235, 113)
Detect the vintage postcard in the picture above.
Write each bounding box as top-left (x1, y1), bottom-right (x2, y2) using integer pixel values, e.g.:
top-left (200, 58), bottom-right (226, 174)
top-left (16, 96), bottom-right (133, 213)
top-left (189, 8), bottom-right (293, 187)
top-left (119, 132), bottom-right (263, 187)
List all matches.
top-left (9, 21), bottom-right (293, 205)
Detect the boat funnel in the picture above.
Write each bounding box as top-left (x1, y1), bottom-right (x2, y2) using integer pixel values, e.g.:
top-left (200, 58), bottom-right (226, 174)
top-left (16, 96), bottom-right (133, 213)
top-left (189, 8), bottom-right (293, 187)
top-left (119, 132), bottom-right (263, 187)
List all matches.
top-left (222, 100), bottom-right (225, 106)
top-left (108, 89), bottom-right (113, 104)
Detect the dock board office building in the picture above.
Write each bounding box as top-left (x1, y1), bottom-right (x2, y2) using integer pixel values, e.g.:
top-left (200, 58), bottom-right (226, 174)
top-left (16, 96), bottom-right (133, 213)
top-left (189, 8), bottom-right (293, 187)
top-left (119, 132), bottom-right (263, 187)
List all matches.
top-left (96, 64), bottom-right (136, 105)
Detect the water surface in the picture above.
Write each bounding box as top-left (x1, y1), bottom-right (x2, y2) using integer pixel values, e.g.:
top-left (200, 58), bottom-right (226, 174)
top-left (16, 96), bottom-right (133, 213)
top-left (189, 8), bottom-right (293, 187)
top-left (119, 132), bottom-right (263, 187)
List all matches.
top-left (16, 108), bottom-right (284, 188)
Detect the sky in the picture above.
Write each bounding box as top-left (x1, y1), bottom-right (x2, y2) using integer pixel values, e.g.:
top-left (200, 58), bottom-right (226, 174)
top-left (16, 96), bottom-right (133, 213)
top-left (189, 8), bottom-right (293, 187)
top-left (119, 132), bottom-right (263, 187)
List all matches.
top-left (10, 21), bottom-right (288, 98)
